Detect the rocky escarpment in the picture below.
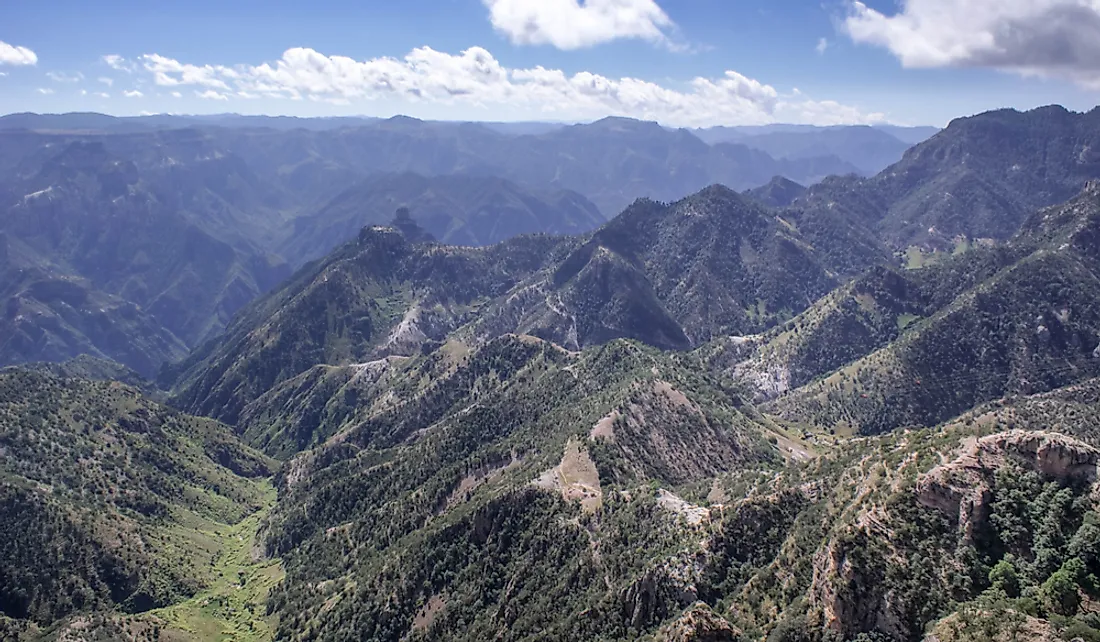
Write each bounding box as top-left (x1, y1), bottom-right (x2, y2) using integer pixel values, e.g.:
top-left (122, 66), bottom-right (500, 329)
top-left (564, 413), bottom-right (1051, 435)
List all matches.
top-left (803, 430), bottom-right (1100, 641)
top-left (916, 431), bottom-right (1099, 539)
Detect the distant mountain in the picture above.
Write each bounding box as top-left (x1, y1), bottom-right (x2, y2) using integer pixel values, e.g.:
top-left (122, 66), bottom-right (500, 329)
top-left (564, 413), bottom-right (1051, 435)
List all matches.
top-left (281, 172), bottom-right (605, 266)
top-left (743, 176), bottom-right (807, 207)
top-left (3, 113), bottom-right (862, 219)
top-left (526, 117), bottom-right (859, 215)
top-left (873, 123), bottom-right (942, 144)
top-left (801, 105), bottom-right (1100, 250)
top-left (0, 138), bottom-right (290, 367)
top-left (0, 111), bottom-right (382, 133)
top-left (465, 185), bottom-right (850, 352)
top-left (0, 233), bottom-right (190, 377)
top-left (695, 124), bottom-right (938, 175)
top-left (746, 127), bottom-right (912, 175)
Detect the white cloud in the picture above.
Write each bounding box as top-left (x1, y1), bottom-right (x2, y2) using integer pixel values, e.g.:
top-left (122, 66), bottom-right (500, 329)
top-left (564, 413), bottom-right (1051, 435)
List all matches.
top-left (95, 92), bottom-right (110, 98)
top-left (131, 46), bottom-right (884, 126)
top-left (47, 71), bottom-right (84, 83)
top-left (483, 0), bottom-right (675, 49)
top-left (80, 89), bottom-right (87, 96)
top-left (124, 89), bottom-right (144, 98)
top-left (36, 87), bottom-right (54, 95)
top-left (171, 91), bottom-right (182, 98)
top-left (98, 76), bottom-right (114, 87)
top-left (142, 54), bottom-right (234, 89)
top-left (102, 54), bottom-right (136, 73)
top-left (0, 72), bottom-right (7, 77)
top-left (843, 0), bottom-right (1100, 88)
top-left (816, 38), bottom-right (829, 55)
top-left (0, 41), bottom-right (37, 66)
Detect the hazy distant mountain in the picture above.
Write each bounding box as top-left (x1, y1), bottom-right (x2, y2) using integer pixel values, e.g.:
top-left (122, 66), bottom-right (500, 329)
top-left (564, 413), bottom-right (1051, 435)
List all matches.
top-left (281, 172), bottom-right (605, 266)
top-left (0, 136), bottom-right (290, 372)
top-left (873, 123), bottom-right (942, 144)
top-left (696, 124), bottom-right (925, 175)
top-left (1, 113), bottom-right (862, 218)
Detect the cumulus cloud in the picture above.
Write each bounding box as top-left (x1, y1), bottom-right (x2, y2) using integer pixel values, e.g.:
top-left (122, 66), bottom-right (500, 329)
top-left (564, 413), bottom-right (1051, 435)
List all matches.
top-left (816, 38), bottom-right (829, 55)
top-left (98, 76), bottom-right (114, 87)
top-left (36, 87), bottom-right (54, 95)
top-left (0, 41), bottom-right (37, 66)
top-left (141, 54), bottom-right (235, 89)
top-left (47, 71), bottom-right (84, 83)
top-left (130, 45), bottom-right (883, 126)
top-left (844, 0), bottom-right (1100, 88)
top-left (124, 89), bottom-right (143, 98)
top-left (95, 92), bottom-right (110, 98)
top-left (483, 0), bottom-right (674, 49)
top-left (0, 72), bottom-right (7, 77)
top-left (171, 91), bottom-right (182, 98)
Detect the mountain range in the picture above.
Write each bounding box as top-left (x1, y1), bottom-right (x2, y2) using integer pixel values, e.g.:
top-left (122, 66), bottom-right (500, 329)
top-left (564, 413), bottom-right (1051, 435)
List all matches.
top-left (7, 105), bottom-right (1100, 642)
top-left (0, 112), bottom-right (925, 374)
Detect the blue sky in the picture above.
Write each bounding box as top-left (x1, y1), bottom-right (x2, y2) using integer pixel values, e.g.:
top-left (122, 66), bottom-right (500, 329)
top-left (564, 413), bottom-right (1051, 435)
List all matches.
top-left (2, 0), bottom-right (1099, 126)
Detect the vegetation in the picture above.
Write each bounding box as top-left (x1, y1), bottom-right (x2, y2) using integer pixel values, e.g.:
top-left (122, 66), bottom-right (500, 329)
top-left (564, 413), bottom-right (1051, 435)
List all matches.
top-left (8, 104), bottom-right (1100, 641)
top-left (0, 368), bottom-right (275, 634)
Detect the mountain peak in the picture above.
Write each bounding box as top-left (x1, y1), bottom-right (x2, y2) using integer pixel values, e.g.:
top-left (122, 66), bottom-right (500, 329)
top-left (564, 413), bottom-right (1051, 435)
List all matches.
top-left (390, 206), bottom-right (436, 244)
top-left (743, 176), bottom-right (807, 208)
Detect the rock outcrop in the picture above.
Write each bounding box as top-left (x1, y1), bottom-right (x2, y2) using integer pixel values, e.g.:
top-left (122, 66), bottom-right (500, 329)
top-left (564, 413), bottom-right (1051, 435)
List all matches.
top-left (657, 602), bottom-right (741, 642)
top-left (916, 431), bottom-right (1099, 538)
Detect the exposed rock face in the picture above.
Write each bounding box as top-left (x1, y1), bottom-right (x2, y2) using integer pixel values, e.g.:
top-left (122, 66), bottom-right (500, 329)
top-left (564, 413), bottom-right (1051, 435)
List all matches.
top-left (657, 602), bottom-right (741, 642)
top-left (808, 531), bottom-right (894, 640)
top-left (620, 556), bottom-right (705, 630)
top-left (916, 431), bottom-right (1099, 538)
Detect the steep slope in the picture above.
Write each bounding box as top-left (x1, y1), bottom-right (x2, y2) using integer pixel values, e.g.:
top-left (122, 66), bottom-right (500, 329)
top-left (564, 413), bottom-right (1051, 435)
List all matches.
top-left (169, 221), bottom-right (574, 425)
top-left (0, 368), bottom-right (275, 635)
top-left (709, 245), bottom-right (1030, 400)
top-left (768, 181), bottom-right (1100, 435)
top-left (800, 105), bottom-right (1100, 250)
top-left (281, 172), bottom-right (605, 265)
top-left (706, 410), bottom-right (1100, 641)
top-left (252, 335), bottom-right (790, 641)
top-left (250, 342), bottom-right (1100, 642)
top-left (173, 184), bottom-right (889, 427)
top-left (467, 185), bottom-right (860, 352)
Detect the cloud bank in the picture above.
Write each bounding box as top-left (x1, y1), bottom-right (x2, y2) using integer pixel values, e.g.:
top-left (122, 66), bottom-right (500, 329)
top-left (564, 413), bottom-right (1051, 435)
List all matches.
top-left (119, 46), bottom-right (882, 126)
top-left (844, 0), bottom-right (1100, 88)
top-left (483, 0), bottom-right (674, 49)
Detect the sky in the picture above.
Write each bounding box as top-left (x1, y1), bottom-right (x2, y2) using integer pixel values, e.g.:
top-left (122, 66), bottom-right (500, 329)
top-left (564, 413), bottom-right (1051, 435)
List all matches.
top-left (1, 0), bottom-right (1100, 127)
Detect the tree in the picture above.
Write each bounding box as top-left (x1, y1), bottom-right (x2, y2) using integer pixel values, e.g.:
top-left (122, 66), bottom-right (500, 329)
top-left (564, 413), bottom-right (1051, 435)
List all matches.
top-left (989, 556), bottom-right (1020, 598)
top-left (1041, 562), bottom-right (1081, 617)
